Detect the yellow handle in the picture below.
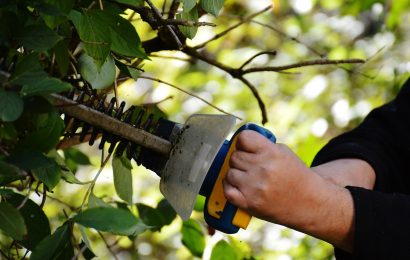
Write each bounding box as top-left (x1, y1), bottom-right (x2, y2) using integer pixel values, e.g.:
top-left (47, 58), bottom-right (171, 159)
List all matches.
top-left (207, 136), bottom-right (252, 229)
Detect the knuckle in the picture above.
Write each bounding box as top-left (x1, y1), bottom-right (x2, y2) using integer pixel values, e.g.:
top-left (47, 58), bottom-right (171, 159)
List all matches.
top-left (230, 151), bottom-right (240, 165)
top-left (237, 131), bottom-right (253, 148)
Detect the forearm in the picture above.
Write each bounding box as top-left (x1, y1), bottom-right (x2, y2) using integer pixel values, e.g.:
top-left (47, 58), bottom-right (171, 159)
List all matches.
top-left (285, 158), bottom-right (375, 251)
top-left (277, 171), bottom-right (355, 252)
top-left (311, 158), bottom-right (376, 189)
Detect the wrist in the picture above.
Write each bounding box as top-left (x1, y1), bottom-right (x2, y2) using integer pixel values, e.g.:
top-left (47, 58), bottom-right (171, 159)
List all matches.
top-left (279, 171), bottom-right (354, 252)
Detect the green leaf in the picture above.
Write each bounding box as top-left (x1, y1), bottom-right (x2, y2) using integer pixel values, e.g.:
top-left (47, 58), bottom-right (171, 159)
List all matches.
top-left (108, 14), bottom-right (147, 58)
top-left (0, 160), bottom-right (25, 185)
top-left (20, 77), bottom-right (72, 97)
top-left (72, 207), bottom-right (147, 236)
top-left (0, 88), bottom-right (24, 122)
top-left (48, 150), bottom-right (90, 185)
top-left (114, 0), bottom-right (144, 5)
top-left (64, 148), bottom-right (91, 165)
top-left (32, 156), bottom-right (61, 190)
top-left (210, 240), bottom-right (238, 260)
top-left (5, 193), bottom-right (51, 250)
top-left (61, 169), bottom-right (91, 185)
top-left (177, 6), bottom-right (198, 39)
top-left (8, 150), bottom-right (61, 190)
top-left (0, 189), bottom-right (14, 196)
top-left (54, 39), bottom-right (70, 76)
top-left (69, 10), bottom-right (111, 67)
top-left (0, 123), bottom-right (17, 140)
top-left (17, 110), bottom-right (65, 153)
top-left (115, 60), bottom-right (141, 80)
top-left (0, 202), bottom-right (27, 241)
top-left (137, 203), bottom-right (164, 230)
top-left (181, 219), bottom-right (205, 257)
top-left (79, 226), bottom-right (95, 259)
top-left (8, 54), bottom-right (48, 86)
top-left (193, 195), bottom-right (205, 212)
top-left (157, 199), bottom-right (177, 226)
top-left (78, 52), bottom-right (116, 89)
top-left (16, 25), bottom-right (62, 52)
top-left (137, 199), bottom-right (176, 231)
top-left (30, 223), bottom-right (72, 260)
top-left (40, 0), bottom-right (75, 29)
top-left (7, 150), bottom-right (50, 171)
top-left (178, 0), bottom-right (197, 12)
top-left (63, 147), bottom-right (91, 173)
top-left (200, 0), bottom-right (224, 16)
top-left (112, 154), bottom-right (133, 204)
top-left (88, 192), bottom-right (111, 208)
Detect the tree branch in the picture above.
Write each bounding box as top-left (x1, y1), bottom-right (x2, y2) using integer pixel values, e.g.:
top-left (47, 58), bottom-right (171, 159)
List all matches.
top-left (243, 58), bottom-right (366, 74)
top-left (192, 6), bottom-right (272, 50)
top-left (239, 51), bottom-right (277, 70)
top-left (138, 75), bottom-right (242, 120)
top-left (250, 20), bottom-right (326, 58)
top-left (144, 0), bottom-right (183, 49)
top-left (184, 47), bottom-right (267, 123)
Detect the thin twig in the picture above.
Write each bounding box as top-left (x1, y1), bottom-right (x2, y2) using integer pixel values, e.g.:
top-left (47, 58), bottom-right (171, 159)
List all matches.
top-left (72, 243), bottom-right (88, 260)
top-left (39, 185), bottom-right (47, 208)
top-left (161, 0), bottom-right (167, 15)
top-left (98, 231), bottom-right (119, 260)
top-left (98, 0), bottom-right (104, 10)
top-left (16, 180), bottom-right (33, 210)
top-left (149, 53), bottom-right (192, 62)
top-left (239, 51), bottom-right (277, 70)
top-left (339, 46), bottom-right (385, 79)
top-left (250, 20), bottom-right (325, 58)
top-left (143, 95), bottom-right (174, 106)
top-left (114, 78), bottom-right (119, 108)
top-left (167, 0), bottom-right (179, 19)
top-left (46, 194), bottom-right (78, 211)
top-left (183, 47), bottom-right (266, 123)
top-left (243, 58), bottom-right (366, 74)
top-left (238, 76), bottom-right (268, 124)
top-left (80, 154), bottom-right (112, 210)
top-left (193, 6), bottom-right (272, 49)
top-left (138, 75), bottom-right (242, 120)
top-left (0, 146), bottom-right (10, 156)
top-left (164, 19), bottom-right (216, 27)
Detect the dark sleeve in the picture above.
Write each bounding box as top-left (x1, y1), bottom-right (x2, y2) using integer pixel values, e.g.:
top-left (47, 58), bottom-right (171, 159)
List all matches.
top-left (311, 78), bottom-right (410, 259)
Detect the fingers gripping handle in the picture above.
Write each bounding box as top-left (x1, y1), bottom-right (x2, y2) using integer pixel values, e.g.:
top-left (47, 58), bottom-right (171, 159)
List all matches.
top-left (204, 123), bottom-right (276, 234)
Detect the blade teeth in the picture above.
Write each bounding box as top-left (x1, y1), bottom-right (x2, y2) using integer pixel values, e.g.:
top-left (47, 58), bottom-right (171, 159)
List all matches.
top-left (61, 91), bottom-right (163, 166)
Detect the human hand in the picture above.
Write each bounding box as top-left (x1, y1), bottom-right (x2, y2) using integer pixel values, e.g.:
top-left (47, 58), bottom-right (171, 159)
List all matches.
top-left (223, 130), bottom-right (319, 226)
top-left (223, 130), bottom-right (355, 252)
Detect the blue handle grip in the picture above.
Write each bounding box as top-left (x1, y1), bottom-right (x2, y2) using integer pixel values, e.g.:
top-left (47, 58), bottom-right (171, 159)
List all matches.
top-left (202, 123), bottom-right (276, 233)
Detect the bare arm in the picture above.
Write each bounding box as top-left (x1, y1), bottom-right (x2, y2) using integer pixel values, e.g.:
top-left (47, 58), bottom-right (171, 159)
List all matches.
top-left (312, 158), bottom-right (376, 190)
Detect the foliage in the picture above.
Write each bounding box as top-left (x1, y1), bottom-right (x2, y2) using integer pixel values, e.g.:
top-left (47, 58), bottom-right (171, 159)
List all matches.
top-left (0, 0), bottom-right (410, 259)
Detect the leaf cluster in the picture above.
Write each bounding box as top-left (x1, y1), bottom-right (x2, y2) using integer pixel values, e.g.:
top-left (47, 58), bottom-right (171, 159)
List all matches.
top-left (0, 0), bottom-right (231, 258)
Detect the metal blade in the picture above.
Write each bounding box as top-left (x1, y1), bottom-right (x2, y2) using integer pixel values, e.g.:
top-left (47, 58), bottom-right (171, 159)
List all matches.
top-left (52, 94), bottom-right (172, 155)
top-left (160, 114), bottom-right (236, 220)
